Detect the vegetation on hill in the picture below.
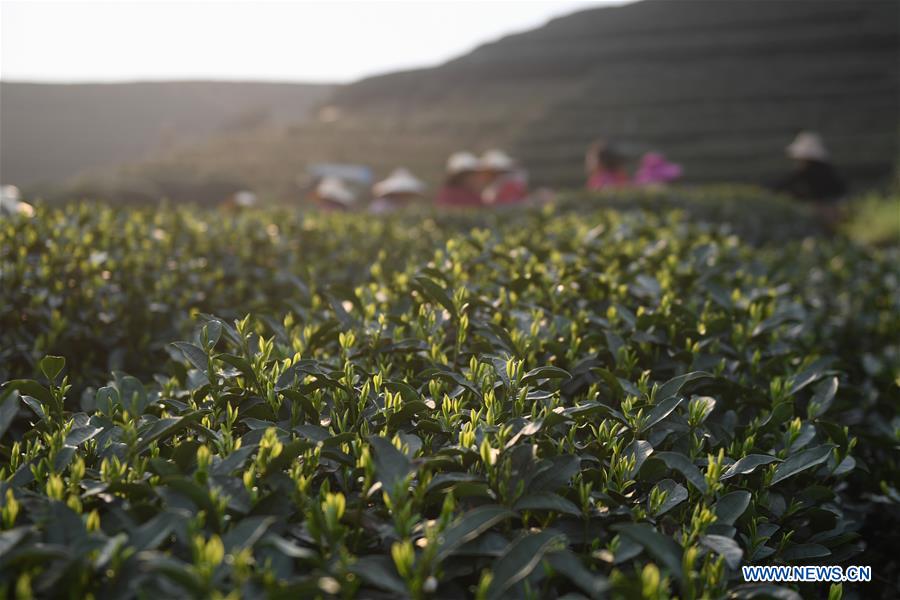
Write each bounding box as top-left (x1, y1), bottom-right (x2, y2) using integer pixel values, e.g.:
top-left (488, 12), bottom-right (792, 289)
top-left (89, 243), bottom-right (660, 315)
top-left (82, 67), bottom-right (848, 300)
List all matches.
top-left (0, 81), bottom-right (334, 188)
top-left (1, 188), bottom-right (898, 598)
top-left (34, 0), bottom-right (898, 202)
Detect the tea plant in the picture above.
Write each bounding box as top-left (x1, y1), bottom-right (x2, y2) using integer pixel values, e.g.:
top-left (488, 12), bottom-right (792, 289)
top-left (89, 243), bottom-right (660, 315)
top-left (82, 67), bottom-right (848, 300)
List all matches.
top-left (0, 190), bottom-right (897, 598)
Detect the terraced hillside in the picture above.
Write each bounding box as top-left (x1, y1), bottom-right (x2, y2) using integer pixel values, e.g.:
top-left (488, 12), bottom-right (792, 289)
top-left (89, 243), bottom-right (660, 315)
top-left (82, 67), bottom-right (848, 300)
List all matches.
top-left (324, 0), bottom-right (900, 188)
top-left (509, 1), bottom-right (900, 185)
top-left (19, 0), bottom-right (900, 202)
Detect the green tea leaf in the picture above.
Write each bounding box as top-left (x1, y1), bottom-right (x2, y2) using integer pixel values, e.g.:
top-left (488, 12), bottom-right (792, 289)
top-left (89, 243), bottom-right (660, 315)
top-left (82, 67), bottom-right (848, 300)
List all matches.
top-left (2, 380), bottom-right (53, 405)
top-left (721, 454), bottom-right (780, 480)
top-left (413, 275), bottom-right (456, 318)
top-left (652, 479), bottom-right (688, 516)
top-left (137, 411), bottom-right (204, 452)
top-left (368, 435), bottom-right (413, 494)
top-left (614, 523), bottom-right (683, 580)
top-left (655, 451), bottom-right (707, 492)
top-left (351, 555), bottom-right (407, 595)
top-left (437, 505), bottom-right (515, 560)
top-left (700, 534), bottom-right (743, 569)
top-left (714, 491), bottom-right (751, 525)
top-left (729, 584), bottom-right (801, 600)
top-left (486, 530), bottom-right (567, 598)
top-left (39, 355), bottom-right (66, 381)
top-left (545, 550), bottom-right (609, 598)
top-left (656, 371), bottom-right (711, 401)
top-left (771, 445), bottom-right (835, 485)
top-left (521, 365), bottom-right (571, 386)
top-left (0, 389), bottom-right (20, 440)
top-left (171, 342), bottom-right (209, 373)
top-left (781, 543), bottom-right (831, 561)
top-left (641, 396), bottom-right (683, 431)
top-left (807, 376), bottom-right (839, 419)
top-left (530, 455), bottom-right (581, 492)
top-left (514, 492), bottom-right (581, 516)
top-left (21, 395), bottom-right (47, 421)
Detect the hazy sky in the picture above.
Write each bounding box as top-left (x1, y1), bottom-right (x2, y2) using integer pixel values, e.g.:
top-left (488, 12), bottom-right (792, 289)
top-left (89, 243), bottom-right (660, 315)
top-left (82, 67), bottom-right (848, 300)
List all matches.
top-left (1, 0), bottom-right (617, 83)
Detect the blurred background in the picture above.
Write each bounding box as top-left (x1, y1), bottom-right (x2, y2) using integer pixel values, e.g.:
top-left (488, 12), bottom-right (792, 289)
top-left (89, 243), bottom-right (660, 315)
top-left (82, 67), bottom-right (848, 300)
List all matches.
top-left (1, 0), bottom-right (898, 205)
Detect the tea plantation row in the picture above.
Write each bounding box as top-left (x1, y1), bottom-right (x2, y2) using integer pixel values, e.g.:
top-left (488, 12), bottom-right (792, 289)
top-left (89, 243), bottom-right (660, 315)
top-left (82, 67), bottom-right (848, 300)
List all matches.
top-left (0, 190), bottom-right (898, 598)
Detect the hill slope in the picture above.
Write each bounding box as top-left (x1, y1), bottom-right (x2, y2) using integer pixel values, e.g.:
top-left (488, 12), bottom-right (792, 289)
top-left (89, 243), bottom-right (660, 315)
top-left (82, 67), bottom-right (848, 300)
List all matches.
top-left (0, 81), bottom-right (334, 185)
top-left (14, 0), bottom-right (900, 200)
top-left (323, 0), bottom-right (900, 188)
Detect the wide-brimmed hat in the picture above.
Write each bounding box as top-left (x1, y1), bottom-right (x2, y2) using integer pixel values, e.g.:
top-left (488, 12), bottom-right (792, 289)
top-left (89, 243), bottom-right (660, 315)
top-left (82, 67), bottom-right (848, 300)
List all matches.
top-left (0, 185), bottom-right (33, 217)
top-left (234, 190), bottom-right (257, 207)
top-left (316, 177), bottom-right (356, 205)
top-left (1, 185), bottom-right (21, 203)
top-left (446, 152), bottom-right (480, 175)
top-left (480, 149), bottom-right (515, 172)
top-left (373, 168), bottom-right (425, 197)
top-left (786, 131), bottom-right (829, 161)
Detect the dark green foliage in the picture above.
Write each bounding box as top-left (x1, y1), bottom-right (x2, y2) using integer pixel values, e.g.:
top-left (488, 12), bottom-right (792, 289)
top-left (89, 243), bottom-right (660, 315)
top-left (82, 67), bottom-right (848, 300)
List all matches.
top-left (0, 189), bottom-right (898, 598)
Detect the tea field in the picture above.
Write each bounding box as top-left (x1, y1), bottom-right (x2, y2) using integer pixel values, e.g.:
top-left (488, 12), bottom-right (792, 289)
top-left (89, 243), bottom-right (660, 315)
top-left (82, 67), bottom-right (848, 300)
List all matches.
top-left (0, 189), bottom-right (898, 599)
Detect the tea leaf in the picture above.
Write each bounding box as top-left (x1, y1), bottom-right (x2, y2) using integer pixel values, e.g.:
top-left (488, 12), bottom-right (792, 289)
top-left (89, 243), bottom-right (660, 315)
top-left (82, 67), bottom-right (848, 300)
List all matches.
top-left (486, 531), bottom-right (567, 598)
top-left (771, 445), bottom-right (835, 485)
top-left (437, 505), bottom-right (516, 560)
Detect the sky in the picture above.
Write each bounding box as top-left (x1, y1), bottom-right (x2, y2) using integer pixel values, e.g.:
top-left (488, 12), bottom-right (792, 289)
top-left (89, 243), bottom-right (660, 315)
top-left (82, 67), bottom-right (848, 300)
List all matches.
top-left (0, 0), bottom-right (618, 83)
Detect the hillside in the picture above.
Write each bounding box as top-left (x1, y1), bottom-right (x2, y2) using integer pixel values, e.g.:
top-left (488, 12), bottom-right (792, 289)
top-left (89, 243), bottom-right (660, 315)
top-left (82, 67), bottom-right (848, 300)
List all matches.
top-left (0, 81), bottom-right (334, 186)
top-left (311, 0), bottom-right (900, 188)
top-left (13, 0), bottom-right (900, 201)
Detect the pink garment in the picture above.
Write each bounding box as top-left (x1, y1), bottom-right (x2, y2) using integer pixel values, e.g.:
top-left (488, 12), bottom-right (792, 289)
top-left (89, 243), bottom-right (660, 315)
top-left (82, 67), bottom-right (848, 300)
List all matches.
top-left (436, 185), bottom-right (483, 208)
top-left (634, 153), bottom-right (683, 185)
top-left (587, 169), bottom-right (629, 190)
top-left (484, 173), bottom-right (528, 205)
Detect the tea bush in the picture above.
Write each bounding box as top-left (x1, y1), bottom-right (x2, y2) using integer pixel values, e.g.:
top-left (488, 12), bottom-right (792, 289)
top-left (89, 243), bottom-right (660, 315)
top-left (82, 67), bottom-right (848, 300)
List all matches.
top-left (0, 203), bottom-right (448, 385)
top-left (0, 191), bottom-right (898, 598)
